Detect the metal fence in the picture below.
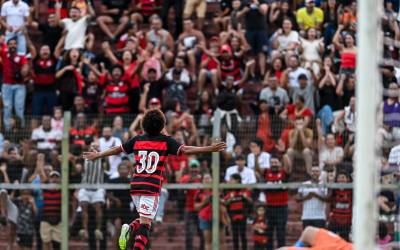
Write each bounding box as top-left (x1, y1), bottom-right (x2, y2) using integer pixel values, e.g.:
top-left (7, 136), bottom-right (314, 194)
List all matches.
top-left (0, 111), bottom-right (399, 250)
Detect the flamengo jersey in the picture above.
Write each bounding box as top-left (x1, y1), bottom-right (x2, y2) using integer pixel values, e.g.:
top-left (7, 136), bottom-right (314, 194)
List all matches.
top-left (264, 169), bottom-right (289, 206)
top-left (121, 134), bottom-right (183, 196)
top-left (330, 189), bottom-right (353, 225)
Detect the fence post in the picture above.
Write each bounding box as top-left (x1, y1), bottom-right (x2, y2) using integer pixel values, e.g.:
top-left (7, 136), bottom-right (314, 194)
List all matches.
top-left (61, 112), bottom-right (71, 250)
top-left (211, 109), bottom-right (222, 250)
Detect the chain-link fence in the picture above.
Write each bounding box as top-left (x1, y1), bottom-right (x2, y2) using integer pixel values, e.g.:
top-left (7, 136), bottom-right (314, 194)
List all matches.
top-left (0, 111), bottom-right (399, 249)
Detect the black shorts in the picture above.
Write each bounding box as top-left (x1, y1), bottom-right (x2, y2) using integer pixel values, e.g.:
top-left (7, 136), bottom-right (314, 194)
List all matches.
top-left (17, 234), bottom-right (33, 248)
top-left (245, 30), bottom-right (268, 54)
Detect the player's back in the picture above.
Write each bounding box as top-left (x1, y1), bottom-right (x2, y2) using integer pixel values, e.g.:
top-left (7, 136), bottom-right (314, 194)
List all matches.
top-left (120, 133), bottom-right (183, 196)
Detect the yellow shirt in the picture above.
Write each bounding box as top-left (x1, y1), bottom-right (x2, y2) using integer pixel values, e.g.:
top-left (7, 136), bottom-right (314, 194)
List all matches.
top-left (296, 7), bottom-right (324, 30)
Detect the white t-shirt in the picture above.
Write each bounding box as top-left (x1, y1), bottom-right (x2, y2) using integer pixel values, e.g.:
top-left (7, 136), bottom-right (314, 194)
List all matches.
top-left (1, 0), bottom-right (29, 29)
top-left (62, 16), bottom-right (89, 50)
top-left (275, 31), bottom-right (299, 50)
top-left (99, 136), bottom-right (122, 179)
top-left (288, 67), bottom-right (311, 88)
top-left (224, 165), bottom-right (257, 184)
top-left (298, 180), bottom-right (327, 220)
top-left (247, 152), bottom-right (271, 170)
top-left (319, 145), bottom-right (344, 169)
top-left (31, 127), bottom-right (62, 150)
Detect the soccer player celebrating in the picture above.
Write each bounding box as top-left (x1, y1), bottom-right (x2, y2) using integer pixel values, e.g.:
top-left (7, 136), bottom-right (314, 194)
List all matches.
top-left (83, 109), bottom-right (227, 250)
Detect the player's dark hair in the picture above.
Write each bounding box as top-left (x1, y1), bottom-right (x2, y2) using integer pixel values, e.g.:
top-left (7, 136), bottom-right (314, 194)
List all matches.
top-left (142, 109), bottom-right (165, 135)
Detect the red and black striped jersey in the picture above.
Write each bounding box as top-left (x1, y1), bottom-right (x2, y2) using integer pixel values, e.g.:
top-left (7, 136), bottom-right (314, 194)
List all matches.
top-left (329, 189), bottom-right (353, 225)
top-left (43, 189), bottom-right (62, 225)
top-left (121, 134), bottom-right (183, 196)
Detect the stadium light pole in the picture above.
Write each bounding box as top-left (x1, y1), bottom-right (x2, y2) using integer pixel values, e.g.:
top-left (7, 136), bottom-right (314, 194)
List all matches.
top-left (61, 112), bottom-right (71, 250)
top-left (354, 0), bottom-right (381, 248)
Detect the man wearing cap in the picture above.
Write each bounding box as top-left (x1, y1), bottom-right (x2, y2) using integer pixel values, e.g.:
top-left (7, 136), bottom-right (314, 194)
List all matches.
top-left (296, 0), bottom-right (324, 32)
top-left (181, 159), bottom-right (205, 250)
top-left (225, 155), bottom-right (257, 184)
top-left (291, 73), bottom-right (315, 113)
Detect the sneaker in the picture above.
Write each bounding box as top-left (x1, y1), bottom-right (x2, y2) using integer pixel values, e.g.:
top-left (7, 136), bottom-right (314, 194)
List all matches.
top-left (95, 229), bottom-right (103, 240)
top-left (119, 224), bottom-right (130, 250)
top-left (78, 229), bottom-right (88, 240)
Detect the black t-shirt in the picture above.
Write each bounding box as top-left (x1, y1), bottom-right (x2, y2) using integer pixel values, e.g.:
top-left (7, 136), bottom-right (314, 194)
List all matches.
top-left (141, 79), bottom-right (166, 102)
top-left (102, 0), bottom-right (130, 9)
top-left (217, 87), bottom-right (237, 111)
top-left (39, 24), bottom-right (63, 52)
top-left (244, 0), bottom-right (268, 31)
top-left (319, 85), bottom-right (340, 111)
top-left (341, 87), bottom-right (355, 109)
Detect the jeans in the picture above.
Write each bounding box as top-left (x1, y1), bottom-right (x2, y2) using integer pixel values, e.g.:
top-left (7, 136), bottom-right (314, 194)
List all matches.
top-left (302, 219), bottom-right (326, 229)
top-left (266, 205), bottom-right (288, 250)
top-left (231, 219), bottom-right (247, 250)
top-left (5, 31), bottom-right (26, 55)
top-left (155, 188), bottom-right (168, 219)
top-left (2, 84), bottom-right (26, 131)
top-left (185, 211), bottom-right (204, 250)
top-left (32, 91), bottom-right (58, 116)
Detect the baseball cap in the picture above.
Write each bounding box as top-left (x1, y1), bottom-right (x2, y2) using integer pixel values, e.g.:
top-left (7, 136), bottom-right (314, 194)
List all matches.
top-left (149, 98), bottom-right (160, 105)
top-left (189, 159), bottom-right (200, 168)
top-left (305, 0), bottom-right (314, 4)
top-left (220, 44), bottom-right (232, 54)
top-left (50, 171), bottom-right (60, 177)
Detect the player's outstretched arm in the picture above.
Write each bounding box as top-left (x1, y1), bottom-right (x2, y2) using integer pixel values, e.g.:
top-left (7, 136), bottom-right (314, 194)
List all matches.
top-left (82, 146), bottom-right (123, 161)
top-left (181, 142), bottom-right (227, 155)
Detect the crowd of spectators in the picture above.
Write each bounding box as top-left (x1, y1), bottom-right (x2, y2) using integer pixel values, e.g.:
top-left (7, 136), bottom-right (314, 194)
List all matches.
top-left (0, 0), bottom-right (398, 249)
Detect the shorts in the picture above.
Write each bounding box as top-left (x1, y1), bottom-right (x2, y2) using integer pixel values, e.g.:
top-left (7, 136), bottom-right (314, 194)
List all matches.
top-left (184, 0), bottom-right (207, 18)
top-left (0, 189), bottom-right (18, 224)
top-left (199, 218), bottom-right (211, 231)
top-left (40, 221), bottom-right (61, 243)
top-left (78, 189), bottom-right (106, 204)
top-left (287, 229), bottom-right (353, 250)
top-left (245, 30), bottom-right (268, 54)
top-left (132, 195), bottom-right (159, 219)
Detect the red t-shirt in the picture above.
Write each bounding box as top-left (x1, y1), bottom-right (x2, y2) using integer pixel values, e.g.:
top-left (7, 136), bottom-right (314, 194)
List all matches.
top-left (286, 104), bottom-right (313, 122)
top-left (201, 54), bottom-right (219, 71)
top-left (120, 61), bottom-right (140, 89)
top-left (264, 169), bottom-right (289, 206)
top-left (1, 44), bottom-right (27, 84)
top-left (168, 154), bottom-right (188, 172)
top-left (180, 174), bottom-right (201, 212)
top-left (195, 190), bottom-right (212, 221)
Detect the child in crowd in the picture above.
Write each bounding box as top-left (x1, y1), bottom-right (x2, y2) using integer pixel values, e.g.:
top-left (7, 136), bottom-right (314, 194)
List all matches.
top-left (252, 205), bottom-right (268, 250)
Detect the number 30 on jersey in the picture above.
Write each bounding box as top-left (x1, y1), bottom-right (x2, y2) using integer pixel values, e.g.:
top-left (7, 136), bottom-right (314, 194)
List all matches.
top-left (137, 151), bottom-right (160, 174)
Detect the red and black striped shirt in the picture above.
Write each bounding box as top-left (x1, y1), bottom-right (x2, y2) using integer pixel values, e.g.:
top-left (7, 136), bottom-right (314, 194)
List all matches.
top-left (121, 134), bottom-right (183, 196)
top-left (330, 189), bottom-right (352, 225)
top-left (42, 189), bottom-right (62, 225)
